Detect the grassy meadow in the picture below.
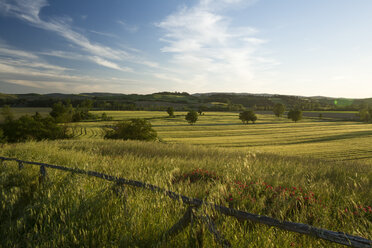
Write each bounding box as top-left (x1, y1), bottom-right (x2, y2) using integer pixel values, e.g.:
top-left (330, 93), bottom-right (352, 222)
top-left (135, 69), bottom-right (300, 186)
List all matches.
top-left (1, 140), bottom-right (371, 247)
top-left (71, 110), bottom-right (372, 164)
top-left (1, 108), bottom-right (371, 247)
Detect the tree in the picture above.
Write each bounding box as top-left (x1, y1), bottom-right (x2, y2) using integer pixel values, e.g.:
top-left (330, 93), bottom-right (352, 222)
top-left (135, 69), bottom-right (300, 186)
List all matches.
top-left (239, 110), bottom-right (257, 124)
top-left (101, 112), bottom-right (113, 121)
top-left (50, 101), bottom-right (73, 123)
top-left (166, 106), bottom-right (175, 117)
top-left (359, 107), bottom-right (371, 123)
top-left (185, 110), bottom-right (198, 125)
top-left (1, 105), bottom-right (14, 122)
top-left (104, 118), bottom-right (157, 141)
top-left (198, 106), bottom-right (205, 115)
top-left (1, 113), bottom-right (70, 143)
top-left (287, 109), bottom-right (302, 123)
top-left (273, 103), bottom-right (285, 117)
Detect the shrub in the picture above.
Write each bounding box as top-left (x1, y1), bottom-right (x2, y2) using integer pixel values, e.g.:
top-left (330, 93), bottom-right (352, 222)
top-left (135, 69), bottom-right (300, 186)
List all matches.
top-left (359, 107), bottom-right (371, 123)
top-left (50, 101), bottom-right (74, 123)
top-left (273, 103), bottom-right (285, 117)
top-left (1, 113), bottom-right (70, 143)
top-left (185, 110), bottom-right (198, 125)
top-left (288, 109), bottom-right (303, 123)
top-left (104, 118), bottom-right (157, 141)
top-left (239, 110), bottom-right (257, 124)
top-left (101, 112), bottom-right (113, 121)
top-left (166, 107), bottom-right (174, 117)
top-left (0, 128), bottom-right (4, 143)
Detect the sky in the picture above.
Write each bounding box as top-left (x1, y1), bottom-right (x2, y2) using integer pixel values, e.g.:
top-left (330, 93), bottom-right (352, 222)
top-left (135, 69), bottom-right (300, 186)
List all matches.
top-left (0, 0), bottom-right (371, 98)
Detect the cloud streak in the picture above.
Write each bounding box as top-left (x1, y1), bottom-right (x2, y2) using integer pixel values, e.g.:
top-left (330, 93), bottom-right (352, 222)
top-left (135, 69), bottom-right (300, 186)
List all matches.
top-left (0, 0), bottom-right (156, 72)
top-left (0, 42), bottom-right (142, 93)
top-left (117, 20), bottom-right (139, 33)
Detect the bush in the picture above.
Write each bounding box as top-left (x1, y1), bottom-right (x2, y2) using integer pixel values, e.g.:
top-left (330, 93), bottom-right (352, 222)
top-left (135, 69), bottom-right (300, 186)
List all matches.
top-left (101, 112), bottom-right (113, 121)
top-left (288, 109), bottom-right (302, 122)
top-left (0, 128), bottom-right (4, 143)
top-left (104, 119), bottom-right (157, 141)
top-left (185, 110), bottom-right (198, 125)
top-left (50, 101), bottom-right (74, 123)
top-left (166, 107), bottom-right (175, 117)
top-left (359, 107), bottom-right (372, 123)
top-left (1, 113), bottom-right (70, 143)
top-left (273, 103), bottom-right (285, 117)
top-left (239, 110), bottom-right (257, 124)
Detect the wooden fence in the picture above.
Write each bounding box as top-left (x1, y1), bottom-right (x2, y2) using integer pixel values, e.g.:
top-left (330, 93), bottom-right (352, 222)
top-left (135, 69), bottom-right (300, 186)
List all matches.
top-left (0, 156), bottom-right (371, 248)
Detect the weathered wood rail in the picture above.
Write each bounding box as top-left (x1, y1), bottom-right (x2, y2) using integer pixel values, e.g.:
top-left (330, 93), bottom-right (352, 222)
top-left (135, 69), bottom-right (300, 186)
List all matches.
top-left (0, 156), bottom-right (371, 248)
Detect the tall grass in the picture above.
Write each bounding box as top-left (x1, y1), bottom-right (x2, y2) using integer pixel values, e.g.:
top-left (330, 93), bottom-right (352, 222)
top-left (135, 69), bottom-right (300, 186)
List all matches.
top-left (1, 139), bottom-right (371, 247)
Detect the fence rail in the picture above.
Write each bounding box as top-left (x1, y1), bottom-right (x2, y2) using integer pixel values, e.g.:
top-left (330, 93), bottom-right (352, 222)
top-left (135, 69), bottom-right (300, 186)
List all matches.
top-left (0, 156), bottom-right (371, 248)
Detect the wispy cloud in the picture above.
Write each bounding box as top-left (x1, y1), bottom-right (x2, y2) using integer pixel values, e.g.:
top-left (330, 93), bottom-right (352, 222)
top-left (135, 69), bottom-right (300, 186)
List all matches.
top-left (0, 42), bottom-right (153, 93)
top-left (89, 30), bottom-right (118, 38)
top-left (155, 0), bottom-right (273, 92)
top-left (0, 42), bottom-right (69, 73)
top-left (91, 56), bottom-right (133, 72)
top-left (0, 0), bottom-right (155, 72)
top-left (117, 20), bottom-right (139, 33)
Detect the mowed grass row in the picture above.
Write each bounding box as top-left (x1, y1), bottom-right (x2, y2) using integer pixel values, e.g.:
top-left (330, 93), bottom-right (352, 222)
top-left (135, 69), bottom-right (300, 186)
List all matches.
top-left (0, 140), bottom-right (371, 247)
top-left (72, 111), bottom-right (372, 164)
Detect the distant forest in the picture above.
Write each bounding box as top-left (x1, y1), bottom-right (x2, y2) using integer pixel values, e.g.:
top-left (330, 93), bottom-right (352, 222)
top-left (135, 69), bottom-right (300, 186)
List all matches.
top-left (0, 91), bottom-right (371, 111)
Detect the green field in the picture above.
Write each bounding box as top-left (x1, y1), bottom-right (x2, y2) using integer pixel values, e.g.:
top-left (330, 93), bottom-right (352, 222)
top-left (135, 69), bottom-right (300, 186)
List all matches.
top-left (69, 110), bottom-right (372, 165)
top-left (1, 140), bottom-right (371, 247)
top-left (1, 109), bottom-right (371, 247)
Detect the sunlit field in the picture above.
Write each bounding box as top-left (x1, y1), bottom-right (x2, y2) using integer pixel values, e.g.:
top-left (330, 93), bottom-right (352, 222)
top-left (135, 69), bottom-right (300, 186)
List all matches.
top-left (69, 110), bottom-right (372, 165)
top-left (1, 140), bottom-right (371, 247)
top-left (1, 109), bottom-right (371, 247)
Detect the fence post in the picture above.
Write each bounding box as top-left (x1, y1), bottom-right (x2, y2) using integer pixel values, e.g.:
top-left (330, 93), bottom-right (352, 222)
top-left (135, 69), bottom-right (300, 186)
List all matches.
top-left (39, 165), bottom-right (47, 183)
top-left (188, 207), bottom-right (203, 247)
top-left (18, 161), bottom-right (23, 170)
top-left (200, 214), bottom-right (231, 248)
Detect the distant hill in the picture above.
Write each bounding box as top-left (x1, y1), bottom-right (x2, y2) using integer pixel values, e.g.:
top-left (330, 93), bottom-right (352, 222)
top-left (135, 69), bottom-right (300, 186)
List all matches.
top-left (0, 91), bottom-right (371, 111)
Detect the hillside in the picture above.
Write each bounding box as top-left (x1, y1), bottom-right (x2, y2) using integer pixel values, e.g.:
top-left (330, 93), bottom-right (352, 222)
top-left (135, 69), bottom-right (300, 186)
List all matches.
top-left (1, 91), bottom-right (371, 111)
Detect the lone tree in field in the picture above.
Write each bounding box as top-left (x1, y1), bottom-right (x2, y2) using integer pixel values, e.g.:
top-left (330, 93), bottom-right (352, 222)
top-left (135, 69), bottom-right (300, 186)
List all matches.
top-left (287, 109), bottom-right (302, 123)
top-left (166, 106), bottom-right (175, 117)
top-left (358, 107), bottom-right (371, 123)
top-left (239, 110), bottom-right (257, 124)
top-left (273, 103), bottom-right (285, 117)
top-left (185, 110), bottom-right (198, 125)
top-left (104, 118), bottom-right (157, 141)
top-left (198, 105), bottom-right (205, 115)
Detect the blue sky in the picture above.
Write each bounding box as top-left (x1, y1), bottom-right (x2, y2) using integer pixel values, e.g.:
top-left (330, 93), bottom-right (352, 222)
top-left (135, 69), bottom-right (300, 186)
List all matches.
top-left (0, 0), bottom-right (371, 98)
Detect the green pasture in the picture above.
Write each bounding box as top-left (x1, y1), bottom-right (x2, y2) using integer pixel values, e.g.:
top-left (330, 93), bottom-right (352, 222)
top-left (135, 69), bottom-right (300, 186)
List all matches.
top-left (70, 110), bottom-right (372, 165)
top-left (1, 108), bottom-right (371, 164)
